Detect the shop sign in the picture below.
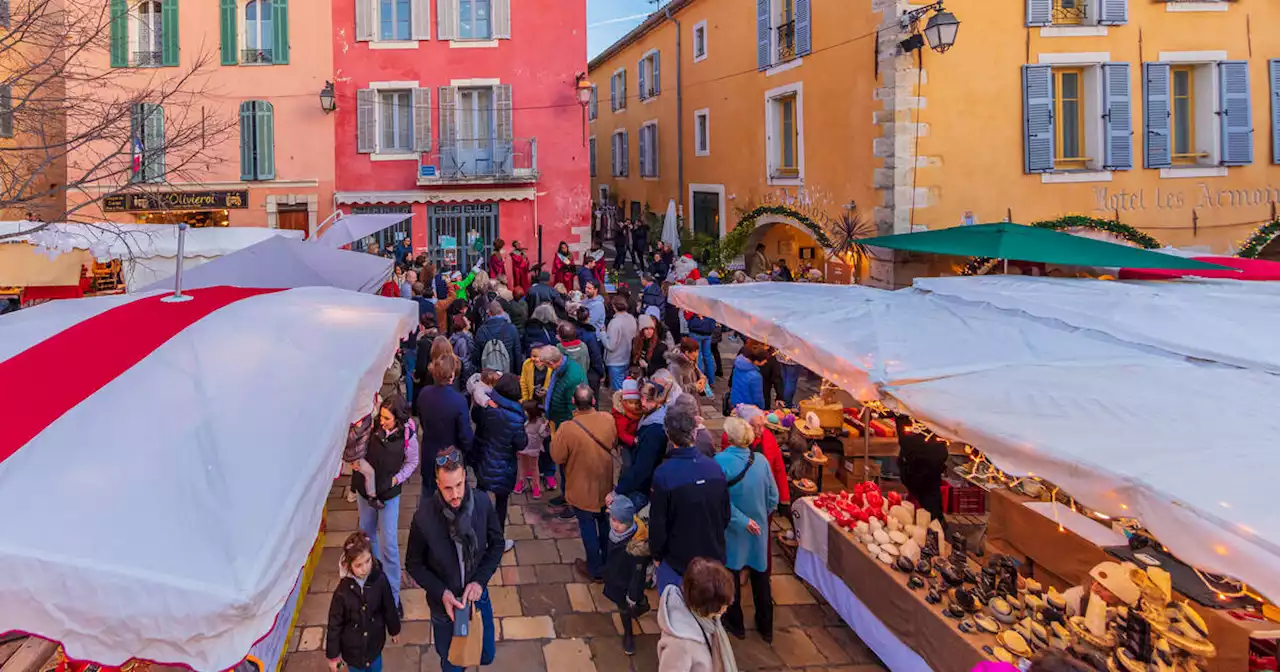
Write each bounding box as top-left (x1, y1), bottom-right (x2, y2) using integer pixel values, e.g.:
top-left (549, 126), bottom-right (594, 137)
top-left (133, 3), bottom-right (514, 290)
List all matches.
top-left (102, 190), bottom-right (250, 212)
top-left (1092, 183), bottom-right (1280, 213)
top-left (430, 203), bottom-right (496, 216)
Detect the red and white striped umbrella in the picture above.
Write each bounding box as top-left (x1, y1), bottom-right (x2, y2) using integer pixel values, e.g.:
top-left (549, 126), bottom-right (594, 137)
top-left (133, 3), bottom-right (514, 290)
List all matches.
top-left (0, 287), bottom-right (417, 670)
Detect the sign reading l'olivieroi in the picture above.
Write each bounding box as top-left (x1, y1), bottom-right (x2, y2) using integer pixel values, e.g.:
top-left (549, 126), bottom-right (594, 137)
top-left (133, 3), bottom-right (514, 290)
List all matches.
top-left (102, 190), bottom-right (250, 212)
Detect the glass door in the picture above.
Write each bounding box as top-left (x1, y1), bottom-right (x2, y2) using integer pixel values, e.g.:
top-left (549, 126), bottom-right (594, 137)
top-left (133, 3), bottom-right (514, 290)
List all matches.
top-left (692, 191), bottom-right (720, 240)
top-left (457, 88), bottom-right (494, 176)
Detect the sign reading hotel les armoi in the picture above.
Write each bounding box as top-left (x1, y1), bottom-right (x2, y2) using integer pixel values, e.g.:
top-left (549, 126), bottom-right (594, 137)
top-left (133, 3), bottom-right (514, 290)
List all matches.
top-left (1093, 182), bottom-right (1280, 212)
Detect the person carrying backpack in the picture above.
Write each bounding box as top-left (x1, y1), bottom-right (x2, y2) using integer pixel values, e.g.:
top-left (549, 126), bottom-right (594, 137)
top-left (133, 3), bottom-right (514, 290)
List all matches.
top-left (474, 300), bottom-right (523, 375)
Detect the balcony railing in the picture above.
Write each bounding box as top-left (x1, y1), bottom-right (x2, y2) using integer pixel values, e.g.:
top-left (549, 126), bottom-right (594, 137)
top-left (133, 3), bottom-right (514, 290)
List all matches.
top-left (241, 48), bottom-right (274, 64)
top-left (776, 21), bottom-right (796, 62)
top-left (1052, 0), bottom-right (1087, 24)
top-left (418, 137), bottom-right (539, 186)
top-left (133, 50), bottom-right (163, 67)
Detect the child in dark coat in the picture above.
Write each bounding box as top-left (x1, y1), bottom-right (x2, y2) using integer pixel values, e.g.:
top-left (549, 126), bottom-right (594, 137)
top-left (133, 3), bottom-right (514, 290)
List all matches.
top-left (603, 494), bottom-right (651, 656)
top-left (327, 532), bottom-right (401, 672)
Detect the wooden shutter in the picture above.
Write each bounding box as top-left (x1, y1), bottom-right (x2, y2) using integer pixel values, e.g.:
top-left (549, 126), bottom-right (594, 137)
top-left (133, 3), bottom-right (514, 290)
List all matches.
top-left (355, 0), bottom-right (374, 41)
top-left (110, 0), bottom-right (128, 68)
top-left (493, 0), bottom-right (511, 39)
top-left (412, 0), bottom-right (431, 40)
top-left (256, 101), bottom-right (275, 179)
top-left (0, 86), bottom-right (11, 138)
top-left (1022, 65), bottom-right (1054, 173)
top-left (220, 0), bottom-right (237, 64)
top-left (437, 0), bottom-right (457, 40)
top-left (495, 84), bottom-right (513, 168)
top-left (356, 89), bottom-right (376, 153)
top-left (1101, 62), bottom-right (1133, 170)
top-left (273, 0), bottom-right (290, 63)
top-left (1143, 62), bottom-right (1171, 168)
top-left (438, 86), bottom-right (458, 167)
top-left (1026, 0), bottom-right (1051, 27)
top-left (1218, 60), bottom-right (1253, 166)
top-left (653, 52), bottom-right (661, 95)
top-left (161, 0), bottom-right (179, 66)
top-left (756, 0), bottom-right (770, 70)
top-left (413, 87), bottom-right (432, 151)
top-left (637, 58), bottom-right (647, 100)
top-left (239, 102), bottom-right (254, 179)
top-left (1270, 60), bottom-right (1280, 164)
top-left (796, 0), bottom-right (811, 57)
top-left (1098, 0), bottom-right (1128, 26)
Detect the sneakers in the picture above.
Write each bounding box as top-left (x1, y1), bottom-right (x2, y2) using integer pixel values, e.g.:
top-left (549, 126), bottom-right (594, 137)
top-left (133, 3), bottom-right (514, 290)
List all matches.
top-left (344, 487), bottom-right (357, 503)
top-left (531, 480), bottom-right (542, 499)
top-left (504, 539), bottom-right (516, 553)
top-left (546, 476), bottom-right (558, 491)
top-left (514, 477), bottom-right (527, 495)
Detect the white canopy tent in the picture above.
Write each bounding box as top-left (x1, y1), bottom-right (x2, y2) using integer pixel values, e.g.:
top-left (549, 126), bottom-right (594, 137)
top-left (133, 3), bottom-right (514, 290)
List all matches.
top-left (669, 282), bottom-right (1280, 605)
top-left (315, 213), bottom-right (413, 249)
top-left (0, 287), bottom-right (418, 669)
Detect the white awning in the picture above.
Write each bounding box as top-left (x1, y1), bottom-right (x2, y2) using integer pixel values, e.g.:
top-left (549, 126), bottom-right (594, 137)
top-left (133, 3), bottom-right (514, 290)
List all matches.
top-left (336, 187), bottom-right (535, 205)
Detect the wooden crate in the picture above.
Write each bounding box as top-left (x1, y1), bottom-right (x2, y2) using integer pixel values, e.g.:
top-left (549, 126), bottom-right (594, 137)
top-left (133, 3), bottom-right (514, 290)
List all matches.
top-left (840, 456), bottom-right (882, 488)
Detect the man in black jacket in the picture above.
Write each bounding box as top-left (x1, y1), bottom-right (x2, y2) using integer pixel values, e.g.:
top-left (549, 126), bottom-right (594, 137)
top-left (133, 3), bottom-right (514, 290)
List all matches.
top-left (629, 219), bottom-right (649, 268)
top-left (473, 300), bottom-right (524, 375)
top-left (406, 450), bottom-right (504, 671)
top-left (525, 271), bottom-right (564, 314)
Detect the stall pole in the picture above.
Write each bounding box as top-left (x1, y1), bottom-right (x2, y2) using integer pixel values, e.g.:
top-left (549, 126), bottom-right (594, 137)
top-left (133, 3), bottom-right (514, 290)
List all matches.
top-left (161, 223), bottom-right (194, 303)
top-left (863, 405), bottom-right (872, 482)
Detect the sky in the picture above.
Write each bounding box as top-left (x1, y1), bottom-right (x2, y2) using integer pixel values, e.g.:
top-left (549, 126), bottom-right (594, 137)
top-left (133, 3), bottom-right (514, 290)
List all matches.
top-left (587, 0), bottom-right (660, 60)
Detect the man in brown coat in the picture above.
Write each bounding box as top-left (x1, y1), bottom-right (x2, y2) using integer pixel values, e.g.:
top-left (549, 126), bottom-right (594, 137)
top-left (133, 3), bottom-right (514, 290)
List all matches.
top-left (551, 384), bottom-right (619, 582)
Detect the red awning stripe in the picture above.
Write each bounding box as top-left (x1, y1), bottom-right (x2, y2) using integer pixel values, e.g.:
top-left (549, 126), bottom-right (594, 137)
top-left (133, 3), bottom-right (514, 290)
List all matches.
top-left (0, 287), bottom-right (285, 463)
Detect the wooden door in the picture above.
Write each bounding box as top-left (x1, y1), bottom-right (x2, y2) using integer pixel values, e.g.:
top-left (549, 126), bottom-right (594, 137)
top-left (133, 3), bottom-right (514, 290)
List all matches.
top-left (277, 209), bottom-right (309, 239)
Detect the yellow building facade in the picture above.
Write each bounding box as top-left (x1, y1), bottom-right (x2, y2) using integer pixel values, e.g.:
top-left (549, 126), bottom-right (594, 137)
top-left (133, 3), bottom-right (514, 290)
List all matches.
top-left (591, 0), bottom-right (1280, 286)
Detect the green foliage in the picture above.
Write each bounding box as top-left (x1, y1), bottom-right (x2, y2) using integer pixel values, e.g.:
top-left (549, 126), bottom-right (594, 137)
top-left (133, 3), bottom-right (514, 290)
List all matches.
top-left (1238, 220), bottom-right (1280, 259)
top-left (960, 216), bottom-right (1163, 276)
top-left (715, 205), bottom-right (833, 272)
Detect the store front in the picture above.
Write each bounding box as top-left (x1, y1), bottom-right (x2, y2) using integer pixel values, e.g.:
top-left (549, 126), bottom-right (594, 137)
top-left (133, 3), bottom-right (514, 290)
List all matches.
top-left (103, 190), bottom-right (250, 227)
top-left (428, 203), bottom-right (500, 271)
top-left (348, 205), bottom-right (414, 254)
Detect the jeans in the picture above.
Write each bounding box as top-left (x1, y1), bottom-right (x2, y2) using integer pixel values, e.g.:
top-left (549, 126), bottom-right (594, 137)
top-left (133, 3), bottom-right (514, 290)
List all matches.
top-left (575, 507), bottom-right (610, 578)
top-left (607, 364), bottom-right (629, 391)
top-left (402, 350), bottom-right (416, 403)
top-left (357, 495), bottom-right (402, 606)
top-left (432, 589), bottom-right (496, 672)
top-left (347, 656), bottom-right (383, 672)
top-left (780, 363), bottom-right (804, 407)
top-left (723, 566), bottom-right (774, 637)
top-left (690, 334), bottom-right (715, 393)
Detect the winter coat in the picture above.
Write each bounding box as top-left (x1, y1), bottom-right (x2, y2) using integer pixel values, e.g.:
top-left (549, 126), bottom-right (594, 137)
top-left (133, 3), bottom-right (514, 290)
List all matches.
top-left (612, 390), bottom-right (642, 450)
top-left (577, 322), bottom-right (607, 382)
top-left (662, 303), bottom-right (682, 342)
top-left (615, 399), bottom-right (670, 503)
top-left (416, 384), bottom-right (474, 470)
top-left (640, 282), bottom-right (665, 313)
top-left (720, 428), bottom-right (790, 505)
top-left (657, 585), bottom-right (736, 672)
top-left (519, 358), bottom-right (548, 403)
top-left (665, 349), bottom-right (705, 396)
top-left (715, 446), bottom-right (779, 572)
top-left (685, 315), bottom-right (716, 336)
top-left (581, 294), bottom-right (607, 333)
top-left (470, 392), bottom-right (528, 496)
top-left (326, 560), bottom-right (401, 670)
top-left (728, 355), bottom-right (765, 410)
top-left (546, 359), bottom-right (587, 425)
top-left (758, 351), bottom-right (785, 409)
top-left (503, 296), bottom-right (530, 332)
top-left (559, 339), bottom-right (591, 381)
top-left (451, 331), bottom-right (477, 386)
top-left (523, 319), bottom-right (559, 359)
top-left (433, 274), bottom-right (450, 301)
top-left (603, 312), bottom-right (638, 367)
top-left (474, 314), bottom-right (523, 375)
top-left (604, 521), bottom-right (652, 610)
top-left (550, 409), bottom-right (618, 511)
top-left (633, 336), bottom-right (669, 379)
top-left (631, 223), bottom-right (649, 250)
top-left (650, 446), bottom-right (730, 576)
top-left (405, 489), bottom-right (505, 618)
top-left (577, 265), bottom-right (597, 294)
top-left (526, 282), bottom-right (564, 314)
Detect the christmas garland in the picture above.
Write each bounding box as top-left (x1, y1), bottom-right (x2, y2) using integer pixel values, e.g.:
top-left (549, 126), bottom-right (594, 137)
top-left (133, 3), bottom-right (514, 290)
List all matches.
top-left (960, 215), bottom-right (1162, 276)
top-left (717, 205), bottom-right (834, 271)
top-left (1237, 219), bottom-right (1280, 259)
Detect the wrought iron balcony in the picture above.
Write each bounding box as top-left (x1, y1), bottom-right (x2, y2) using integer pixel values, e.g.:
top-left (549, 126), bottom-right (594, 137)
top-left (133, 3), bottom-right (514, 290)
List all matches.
top-left (1052, 0), bottom-right (1087, 24)
top-left (776, 21), bottom-right (796, 62)
top-left (417, 137), bottom-right (539, 186)
top-left (133, 50), bottom-right (163, 67)
top-left (241, 49), bottom-right (275, 64)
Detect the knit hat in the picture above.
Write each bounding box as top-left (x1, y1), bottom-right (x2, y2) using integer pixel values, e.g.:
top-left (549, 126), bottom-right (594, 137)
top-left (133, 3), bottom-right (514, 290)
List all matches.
top-left (621, 378), bottom-right (641, 401)
top-left (637, 313), bottom-right (656, 331)
top-left (609, 494), bottom-right (637, 526)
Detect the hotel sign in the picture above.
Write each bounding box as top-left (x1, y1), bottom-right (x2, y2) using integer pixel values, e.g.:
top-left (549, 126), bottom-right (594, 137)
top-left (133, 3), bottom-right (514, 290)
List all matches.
top-left (102, 190), bottom-right (250, 212)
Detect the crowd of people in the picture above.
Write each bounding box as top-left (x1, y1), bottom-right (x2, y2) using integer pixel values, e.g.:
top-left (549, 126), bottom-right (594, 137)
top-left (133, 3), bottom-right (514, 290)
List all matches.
top-left (327, 234), bottom-right (820, 672)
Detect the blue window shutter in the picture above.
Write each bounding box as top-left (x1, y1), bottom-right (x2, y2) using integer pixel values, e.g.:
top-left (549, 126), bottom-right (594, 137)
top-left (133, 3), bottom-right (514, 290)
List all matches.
top-left (638, 126), bottom-right (647, 176)
top-left (1218, 60), bottom-right (1253, 167)
top-left (1102, 63), bottom-right (1133, 170)
top-left (1022, 65), bottom-right (1054, 173)
top-left (1026, 0), bottom-right (1051, 27)
top-left (356, 89), bottom-right (376, 153)
top-left (273, 0), bottom-right (290, 64)
top-left (256, 102), bottom-right (275, 179)
top-left (1098, 0), bottom-right (1127, 26)
top-left (1270, 60), bottom-right (1280, 164)
top-left (796, 0), bottom-right (811, 57)
top-left (653, 52), bottom-right (661, 95)
top-left (756, 0), bottom-right (770, 70)
top-left (239, 102), bottom-right (254, 180)
top-left (637, 58), bottom-right (647, 100)
top-left (622, 131), bottom-right (629, 177)
top-left (1143, 62), bottom-right (1171, 169)
top-left (161, 0), bottom-right (179, 66)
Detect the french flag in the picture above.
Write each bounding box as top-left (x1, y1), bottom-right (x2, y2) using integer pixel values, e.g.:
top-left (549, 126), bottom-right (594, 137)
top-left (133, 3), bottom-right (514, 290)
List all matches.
top-left (131, 136), bottom-right (143, 174)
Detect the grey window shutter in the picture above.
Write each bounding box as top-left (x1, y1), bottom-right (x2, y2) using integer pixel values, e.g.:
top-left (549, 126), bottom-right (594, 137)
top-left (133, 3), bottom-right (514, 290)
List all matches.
top-left (650, 125), bottom-right (658, 175)
top-left (653, 53), bottom-right (661, 95)
top-left (611, 134), bottom-right (617, 176)
top-left (355, 0), bottom-right (374, 41)
top-left (756, 0), bottom-right (770, 70)
top-left (1022, 65), bottom-right (1054, 173)
top-left (256, 101), bottom-right (275, 179)
top-left (239, 101), bottom-right (254, 179)
top-left (620, 71), bottom-right (626, 108)
top-left (437, 0), bottom-right (457, 40)
top-left (1098, 0), bottom-right (1127, 26)
top-left (413, 87), bottom-right (432, 151)
top-left (438, 86), bottom-right (458, 166)
top-left (1102, 62), bottom-right (1133, 170)
top-left (1271, 60), bottom-right (1280, 164)
top-left (493, 0), bottom-right (511, 39)
top-left (0, 1), bottom-right (9, 29)
top-left (495, 84), bottom-right (514, 155)
top-left (638, 127), bottom-right (646, 176)
top-left (412, 0), bottom-right (431, 40)
top-left (1218, 60), bottom-right (1253, 166)
top-left (796, 0), bottom-right (811, 57)
top-left (638, 58), bottom-right (647, 100)
top-left (609, 76), bottom-right (616, 112)
top-left (356, 89), bottom-right (376, 153)
top-left (589, 137), bottom-right (596, 177)
top-left (146, 104), bottom-right (165, 181)
top-left (1143, 62), bottom-right (1171, 168)
top-left (622, 131), bottom-right (629, 177)
top-left (1026, 0), bottom-right (1051, 27)
top-left (589, 86), bottom-right (597, 119)
top-left (0, 85), bottom-right (12, 138)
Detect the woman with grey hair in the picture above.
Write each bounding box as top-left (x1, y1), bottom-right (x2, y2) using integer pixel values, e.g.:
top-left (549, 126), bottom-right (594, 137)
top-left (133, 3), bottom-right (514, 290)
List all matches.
top-left (715, 417), bottom-right (779, 642)
top-left (523, 303), bottom-right (560, 358)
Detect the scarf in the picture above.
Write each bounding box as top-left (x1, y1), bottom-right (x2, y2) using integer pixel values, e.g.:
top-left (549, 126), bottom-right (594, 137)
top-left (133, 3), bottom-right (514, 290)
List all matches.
top-left (438, 487), bottom-right (479, 577)
top-left (608, 522), bottom-right (637, 546)
top-left (695, 614), bottom-right (739, 672)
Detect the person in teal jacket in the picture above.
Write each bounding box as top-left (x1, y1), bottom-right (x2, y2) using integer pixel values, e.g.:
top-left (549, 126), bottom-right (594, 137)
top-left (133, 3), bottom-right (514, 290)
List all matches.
top-left (714, 417), bottom-right (779, 643)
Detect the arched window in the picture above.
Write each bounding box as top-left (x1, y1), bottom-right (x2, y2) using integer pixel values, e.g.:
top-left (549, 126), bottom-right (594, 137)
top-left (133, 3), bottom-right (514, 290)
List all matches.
top-left (244, 0), bottom-right (274, 62)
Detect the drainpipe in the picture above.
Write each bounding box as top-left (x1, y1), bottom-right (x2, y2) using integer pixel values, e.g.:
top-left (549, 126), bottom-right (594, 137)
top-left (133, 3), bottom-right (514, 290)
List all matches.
top-left (665, 7), bottom-right (685, 226)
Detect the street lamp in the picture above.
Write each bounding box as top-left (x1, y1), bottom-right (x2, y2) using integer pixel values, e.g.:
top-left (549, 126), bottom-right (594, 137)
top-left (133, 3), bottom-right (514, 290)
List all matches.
top-left (319, 81), bottom-right (337, 114)
top-left (575, 73), bottom-right (593, 147)
top-left (899, 2), bottom-right (960, 54)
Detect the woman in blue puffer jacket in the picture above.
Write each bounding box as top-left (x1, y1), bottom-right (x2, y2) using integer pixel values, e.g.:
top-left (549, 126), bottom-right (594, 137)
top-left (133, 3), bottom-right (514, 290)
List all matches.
top-left (468, 373), bottom-right (527, 539)
top-left (728, 343), bottom-right (766, 410)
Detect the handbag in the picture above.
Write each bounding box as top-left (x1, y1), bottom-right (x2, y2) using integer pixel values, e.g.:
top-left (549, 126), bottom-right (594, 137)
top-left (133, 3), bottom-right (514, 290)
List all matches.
top-left (447, 604), bottom-right (484, 667)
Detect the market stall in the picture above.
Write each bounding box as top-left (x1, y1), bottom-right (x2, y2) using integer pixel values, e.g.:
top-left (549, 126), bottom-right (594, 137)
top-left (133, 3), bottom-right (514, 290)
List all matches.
top-left (0, 286), bottom-right (418, 671)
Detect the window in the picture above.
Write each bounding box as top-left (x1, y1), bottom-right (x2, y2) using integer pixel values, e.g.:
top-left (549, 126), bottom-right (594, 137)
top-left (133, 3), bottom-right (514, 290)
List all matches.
top-left (458, 0), bottom-right (491, 39)
top-left (588, 85), bottom-right (598, 121)
top-left (133, 1), bottom-right (164, 66)
top-left (1055, 68), bottom-right (1087, 167)
top-left (130, 102), bottom-right (164, 183)
top-left (765, 84), bottom-right (803, 182)
top-left (1171, 66), bottom-right (1199, 163)
top-left (693, 20), bottom-right (707, 62)
top-left (588, 136), bottom-right (597, 177)
top-left (113, 0), bottom-right (177, 68)
top-left (694, 109), bottom-right (709, 156)
top-left (779, 96), bottom-right (797, 173)
top-left (380, 0), bottom-right (410, 40)
top-left (610, 69), bottom-right (627, 112)
top-left (1053, 0), bottom-right (1087, 25)
top-left (1027, 0), bottom-right (1126, 27)
top-left (243, 0), bottom-right (274, 63)
top-left (611, 130), bottom-right (628, 177)
top-left (379, 90), bottom-right (413, 152)
top-left (776, 0), bottom-right (796, 62)
top-left (638, 51), bottom-right (660, 100)
top-left (758, 0), bottom-right (809, 70)
top-left (239, 100), bottom-right (275, 180)
top-left (639, 122), bottom-right (658, 177)
top-left (1144, 60), bottom-right (1251, 169)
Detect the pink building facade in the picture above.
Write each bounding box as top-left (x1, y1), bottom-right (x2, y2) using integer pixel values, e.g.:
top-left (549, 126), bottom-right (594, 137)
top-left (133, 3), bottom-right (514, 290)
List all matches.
top-left (331, 0), bottom-right (590, 270)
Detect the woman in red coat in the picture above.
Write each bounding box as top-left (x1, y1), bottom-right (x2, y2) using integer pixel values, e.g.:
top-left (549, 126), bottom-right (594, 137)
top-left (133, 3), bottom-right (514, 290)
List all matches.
top-left (509, 241), bottom-right (531, 292)
top-left (551, 241), bottom-right (576, 290)
top-left (720, 406), bottom-right (791, 507)
top-left (488, 238), bottom-right (507, 282)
